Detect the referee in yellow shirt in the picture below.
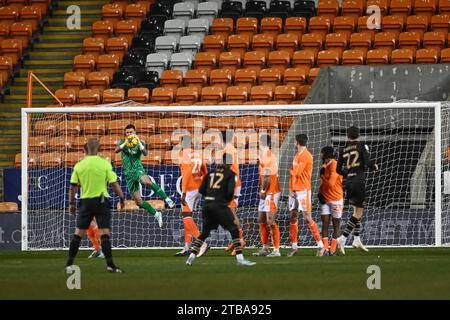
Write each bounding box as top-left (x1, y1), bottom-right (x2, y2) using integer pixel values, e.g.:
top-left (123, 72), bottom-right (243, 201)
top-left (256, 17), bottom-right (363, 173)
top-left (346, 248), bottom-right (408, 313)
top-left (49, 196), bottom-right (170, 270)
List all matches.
top-left (65, 139), bottom-right (125, 273)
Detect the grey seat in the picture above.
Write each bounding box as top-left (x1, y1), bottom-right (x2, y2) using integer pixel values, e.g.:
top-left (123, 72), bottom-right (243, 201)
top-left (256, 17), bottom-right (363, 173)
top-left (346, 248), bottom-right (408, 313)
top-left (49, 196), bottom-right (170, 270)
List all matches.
top-left (183, 0), bottom-right (199, 9)
top-left (173, 2), bottom-right (195, 25)
top-left (179, 35), bottom-right (201, 55)
top-left (164, 19), bottom-right (186, 43)
top-left (145, 53), bottom-right (169, 77)
top-left (170, 52), bottom-right (193, 77)
top-left (197, 2), bottom-right (219, 24)
top-left (187, 18), bottom-right (210, 43)
top-left (208, 0), bottom-right (224, 8)
top-left (155, 36), bottom-right (178, 59)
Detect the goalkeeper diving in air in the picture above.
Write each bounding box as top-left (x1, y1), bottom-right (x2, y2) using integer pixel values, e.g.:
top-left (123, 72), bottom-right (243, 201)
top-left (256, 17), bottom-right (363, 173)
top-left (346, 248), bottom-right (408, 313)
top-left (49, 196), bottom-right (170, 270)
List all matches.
top-left (115, 124), bottom-right (175, 227)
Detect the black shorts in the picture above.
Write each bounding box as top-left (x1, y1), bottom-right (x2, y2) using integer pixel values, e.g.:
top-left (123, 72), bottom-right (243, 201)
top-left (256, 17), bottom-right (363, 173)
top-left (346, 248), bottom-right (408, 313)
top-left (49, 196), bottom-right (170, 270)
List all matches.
top-left (77, 197), bottom-right (112, 230)
top-left (202, 202), bottom-right (237, 232)
top-left (345, 178), bottom-right (366, 208)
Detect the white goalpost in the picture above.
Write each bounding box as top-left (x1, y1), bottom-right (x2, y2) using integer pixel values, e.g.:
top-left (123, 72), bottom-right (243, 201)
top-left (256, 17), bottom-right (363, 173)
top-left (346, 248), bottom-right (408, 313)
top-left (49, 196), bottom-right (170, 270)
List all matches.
top-left (20, 102), bottom-right (449, 250)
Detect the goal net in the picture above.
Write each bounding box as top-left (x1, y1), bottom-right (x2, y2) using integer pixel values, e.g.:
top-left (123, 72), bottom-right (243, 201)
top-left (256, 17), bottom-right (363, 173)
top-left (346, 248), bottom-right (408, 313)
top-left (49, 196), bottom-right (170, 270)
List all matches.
top-left (21, 102), bottom-right (449, 250)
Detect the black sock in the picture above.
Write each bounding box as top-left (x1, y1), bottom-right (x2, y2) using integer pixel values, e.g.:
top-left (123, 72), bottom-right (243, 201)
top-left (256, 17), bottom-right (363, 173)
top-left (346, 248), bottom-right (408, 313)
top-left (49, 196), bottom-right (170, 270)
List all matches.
top-left (66, 234), bottom-right (82, 267)
top-left (354, 220), bottom-right (362, 237)
top-left (232, 238), bottom-right (242, 255)
top-left (343, 216), bottom-right (359, 238)
top-left (189, 238), bottom-right (204, 254)
top-left (100, 234), bottom-right (115, 268)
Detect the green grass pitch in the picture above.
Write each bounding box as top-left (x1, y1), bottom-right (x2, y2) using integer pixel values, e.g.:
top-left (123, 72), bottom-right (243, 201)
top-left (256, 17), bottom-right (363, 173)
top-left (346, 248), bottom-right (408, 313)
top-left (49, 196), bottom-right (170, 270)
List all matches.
top-left (0, 248), bottom-right (449, 300)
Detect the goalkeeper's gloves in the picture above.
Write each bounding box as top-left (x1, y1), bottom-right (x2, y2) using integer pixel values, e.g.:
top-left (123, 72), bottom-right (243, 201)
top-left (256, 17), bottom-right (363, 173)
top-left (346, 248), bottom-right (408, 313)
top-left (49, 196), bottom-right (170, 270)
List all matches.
top-left (318, 193), bottom-right (326, 205)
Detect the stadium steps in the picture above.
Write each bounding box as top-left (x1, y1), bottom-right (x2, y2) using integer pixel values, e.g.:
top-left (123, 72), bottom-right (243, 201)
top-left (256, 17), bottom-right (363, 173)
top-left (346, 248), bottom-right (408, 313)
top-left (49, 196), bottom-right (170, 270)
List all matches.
top-left (0, 0), bottom-right (107, 183)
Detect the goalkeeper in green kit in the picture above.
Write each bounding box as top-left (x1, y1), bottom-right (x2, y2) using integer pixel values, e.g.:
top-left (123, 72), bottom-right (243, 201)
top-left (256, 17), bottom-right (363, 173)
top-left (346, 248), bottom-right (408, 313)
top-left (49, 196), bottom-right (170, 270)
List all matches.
top-left (115, 124), bottom-right (175, 227)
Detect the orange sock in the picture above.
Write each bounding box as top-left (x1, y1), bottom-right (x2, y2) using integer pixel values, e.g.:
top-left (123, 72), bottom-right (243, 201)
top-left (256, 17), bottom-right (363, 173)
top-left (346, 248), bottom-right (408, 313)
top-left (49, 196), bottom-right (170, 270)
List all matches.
top-left (289, 221), bottom-right (298, 245)
top-left (259, 224), bottom-right (269, 246)
top-left (308, 220), bottom-right (322, 244)
top-left (87, 225), bottom-right (100, 252)
top-left (330, 238), bottom-right (337, 254)
top-left (271, 224), bottom-right (281, 249)
top-left (323, 237), bottom-right (329, 251)
top-left (183, 216), bottom-right (201, 245)
top-left (238, 228), bottom-right (243, 240)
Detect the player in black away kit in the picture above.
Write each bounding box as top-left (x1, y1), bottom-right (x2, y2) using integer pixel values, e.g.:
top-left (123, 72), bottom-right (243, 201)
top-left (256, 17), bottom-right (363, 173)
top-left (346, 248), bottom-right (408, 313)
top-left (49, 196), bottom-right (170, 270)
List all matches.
top-left (336, 126), bottom-right (379, 254)
top-left (186, 153), bottom-right (256, 266)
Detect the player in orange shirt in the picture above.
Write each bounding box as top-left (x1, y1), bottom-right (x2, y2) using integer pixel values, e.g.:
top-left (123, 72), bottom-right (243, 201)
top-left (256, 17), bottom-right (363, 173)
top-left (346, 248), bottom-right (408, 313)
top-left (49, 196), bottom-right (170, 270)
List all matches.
top-left (288, 134), bottom-right (324, 257)
top-left (318, 146), bottom-right (344, 256)
top-left (222, 130), bottom-right (245, 255)
top-left (253, 134), bottom-right (281, 257)
top-left (175, 135), bottom-right (209, 257)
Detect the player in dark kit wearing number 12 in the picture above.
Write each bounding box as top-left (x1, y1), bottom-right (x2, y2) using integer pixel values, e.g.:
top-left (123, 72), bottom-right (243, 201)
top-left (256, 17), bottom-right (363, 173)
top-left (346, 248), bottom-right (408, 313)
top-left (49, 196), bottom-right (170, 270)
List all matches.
top-left (336, 126), bottom-right (379, 254)
top-left (186, 153), bottom-right (256, 266)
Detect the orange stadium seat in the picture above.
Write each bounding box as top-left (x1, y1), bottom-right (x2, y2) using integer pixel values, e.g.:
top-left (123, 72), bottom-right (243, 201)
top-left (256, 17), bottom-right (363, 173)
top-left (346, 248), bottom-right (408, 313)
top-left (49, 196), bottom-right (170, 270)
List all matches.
top-left (64, 152), bottom-right (83, 167)
top-left (285, 17), bottom-right (307, 41)
top-left (250, 85), bottom-right (273, 104)
top-left (0, 6), bottom-right (19, 26)
top-left (102, 3), bottom-right (123, 23)
top-left (292, 50), bottom-right (315, 70)
top-left (29, 0), bottom-right (50, 15)
top-left (97, 54), bottom-right (120, 77)
top-left (159, 117), bottom-right (184, 132)
top-left (260, 17), bottom-right (283, 38)
top-left (414, 0), bottom-right (437, 21)
top-left (203, 34), bottom-right (226, 58)
top-left (73, 54), bottom-right (96, 75)
top-left (423, 31), bottom-right (446, 53)
top-left (211, 18), bottom-right (234, 43)
top-left (268, 50), bottom-right (291, 73)
top-left (234, 68), bottom-right (257, 91)
top-left (367, 0), bottom-right (389, 16)
top-left (309, 16), bottom-right (332, 39)
top-left (8, 0), bottom-right (28, 10)
top-left (374, 32), bottom-right (398, 54)
top-left (87, 71), bottom-right (110, 90)
top-left (63, 72), bottom-right (86, 92)
top-left (72, 136), bottom-right (96, 150)
top-left (210, 68), bottom-right (233, 91)
top-left (49, 136), bottom-right (74, 151)
top-left (415, 48), bottom-right (439, 63)
top-left (124, 3), bottom-right (147, 23)
top-left (284, 67), bottom-right (307, 86)
top-left (228, 34), bottom-right (251, 58)
top-left (317, 49), bottom-right (340, 66)
top-left (259, 68), bottom-right (282, 89)
top-left (160, 70), bottom-right (183, 90)
top-left (431, 15), bottom-right (450, 34)
top-left (58, 120), bottom-right (82, 136)
top-left (1, 39), bottom-right (22, 65)
top-left (114, 20), bottom-right (139, 43)
top-left (83, 38), bottom-right (105, 57)
top-left (350, 32), bottom-right (373, 54)
top-left (142, 150), bottom-right (164, 166)
top-left (301, 33), bottom-right (324, 57)
top-left (382, 15), bottom-right (405, 37)
top-left (243, 50), bottom-right (266, 73)
top-left (276, 33), bottom-right (299, 57)
top-left (127, 87), bottom-right (150, 103)
top-left (236, 17), bottom-right (258, 40)
top-left (440, 47), bottom-right (450, 63)
top-left (234, 116), bottom-right (258, 129)
top-left (207, 117), bottom-right (233, 130)
top-left (106, 37), bottom-right (128, 61)
top-left (194, 52), bottom-right (217, 75)
top-left (176, 86), bottom-right (199, 104)
top-left (399, 32), bottom-right (421, 54)
top-left (0, 56), bottom-right (13, 83)
top-left (78, 88), bottom-right (102, 105)
top-left (391, 48), bottom-right (414, 63)
top-left (308, 67), bottom-right (320, 83)
top-left (357, 16), bottom-right (378, 38)
top-left (185, 69), bottom-right (208, 91)
top-left (367, 48), bottom-right (390, 64)
top-left (297, 84), bottom-right (311, 100)
top-left (406, 15), bottom-right (429, 37)
top-left (151, 87), bottom-right (175, 105)
top-left (29, 136), bottom-right (47, 151)
top-left (20, 6), bottom-right (42, 32)
top-left (317, 0), bottom-right (340, 19)
top-left (183, 117), bottom-right (208, 131)
top-left (333, 16), bottom-right (356, 39)
top-left (55, 89), bottom-right (77, 106)
top-left (92, 20), bottom-right (114, 40)
top-left (326, 33), bottom-right (348, 55)
top-left (201, 86), bottom-right (224, 104)
top-left (342, 49), bottom-right (366, 65)
top-left (134, 118), bottom-right (158, 134)
top-left (256, 116), bottom-right (280, 129)
top-left (10, 22), bottom-right (32, 48)
top-left (0, 201), bottom-right (19, 211)
top-left (440, 0), bottom-right (450, 14)
top-left (252, 33), bottom-right (274, 58)
top-left (342, 0), bottom-right (364, 21)
top-left (109, 119), bottom-right (130, 135)
top-left (226, 86), bottom-right (248, 103)
top-left (0, 23), bottom-right (9, 41)
top-left (148, 134), bottom-right (172, 149)
top-left (38, 153), bottom-right (63, 168)
top-left (103, 88), bottom-right (125, 103)
top-left (274, 85), bottom-right (296, 102)
top-left (219, 51), bottom-right (242, 74)
top-left (390, 0), bottom-right (413, 20)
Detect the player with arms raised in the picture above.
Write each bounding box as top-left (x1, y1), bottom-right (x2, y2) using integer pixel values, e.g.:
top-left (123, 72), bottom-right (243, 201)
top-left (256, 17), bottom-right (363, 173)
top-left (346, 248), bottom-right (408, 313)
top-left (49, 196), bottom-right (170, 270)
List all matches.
top-left (253, 134), bottom-right (281, 257)
top-left (175, 135), bottom-right (209, 257)
top-left (318, 146), bottom-right (343, 256)
top-left (337, 126), bottom-right (379, 254)
top-left (288, 134), bottom-right (324, 257)
top-left (115, 124), bottom-right (175, 227)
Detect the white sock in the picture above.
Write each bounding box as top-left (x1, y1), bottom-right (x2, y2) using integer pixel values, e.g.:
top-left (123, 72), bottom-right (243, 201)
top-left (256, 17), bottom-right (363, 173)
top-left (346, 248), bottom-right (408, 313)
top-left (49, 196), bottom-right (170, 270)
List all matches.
top-left (317, 240), bottom-right (324, 248)
top-left (184, 244), bottom-right (190, 251)
top-left (291, 243), bottom-right (298, 250)
top-left (189, 253), bottom-right (196, 260)
top-left (263, 245), bottom-right (270, 250)
top-left (273, 248), bottom-right (280, 253)
top-left (236, 253), bottom-right (244, 262)
top-left (354, 236), bottom-right (361, 242)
